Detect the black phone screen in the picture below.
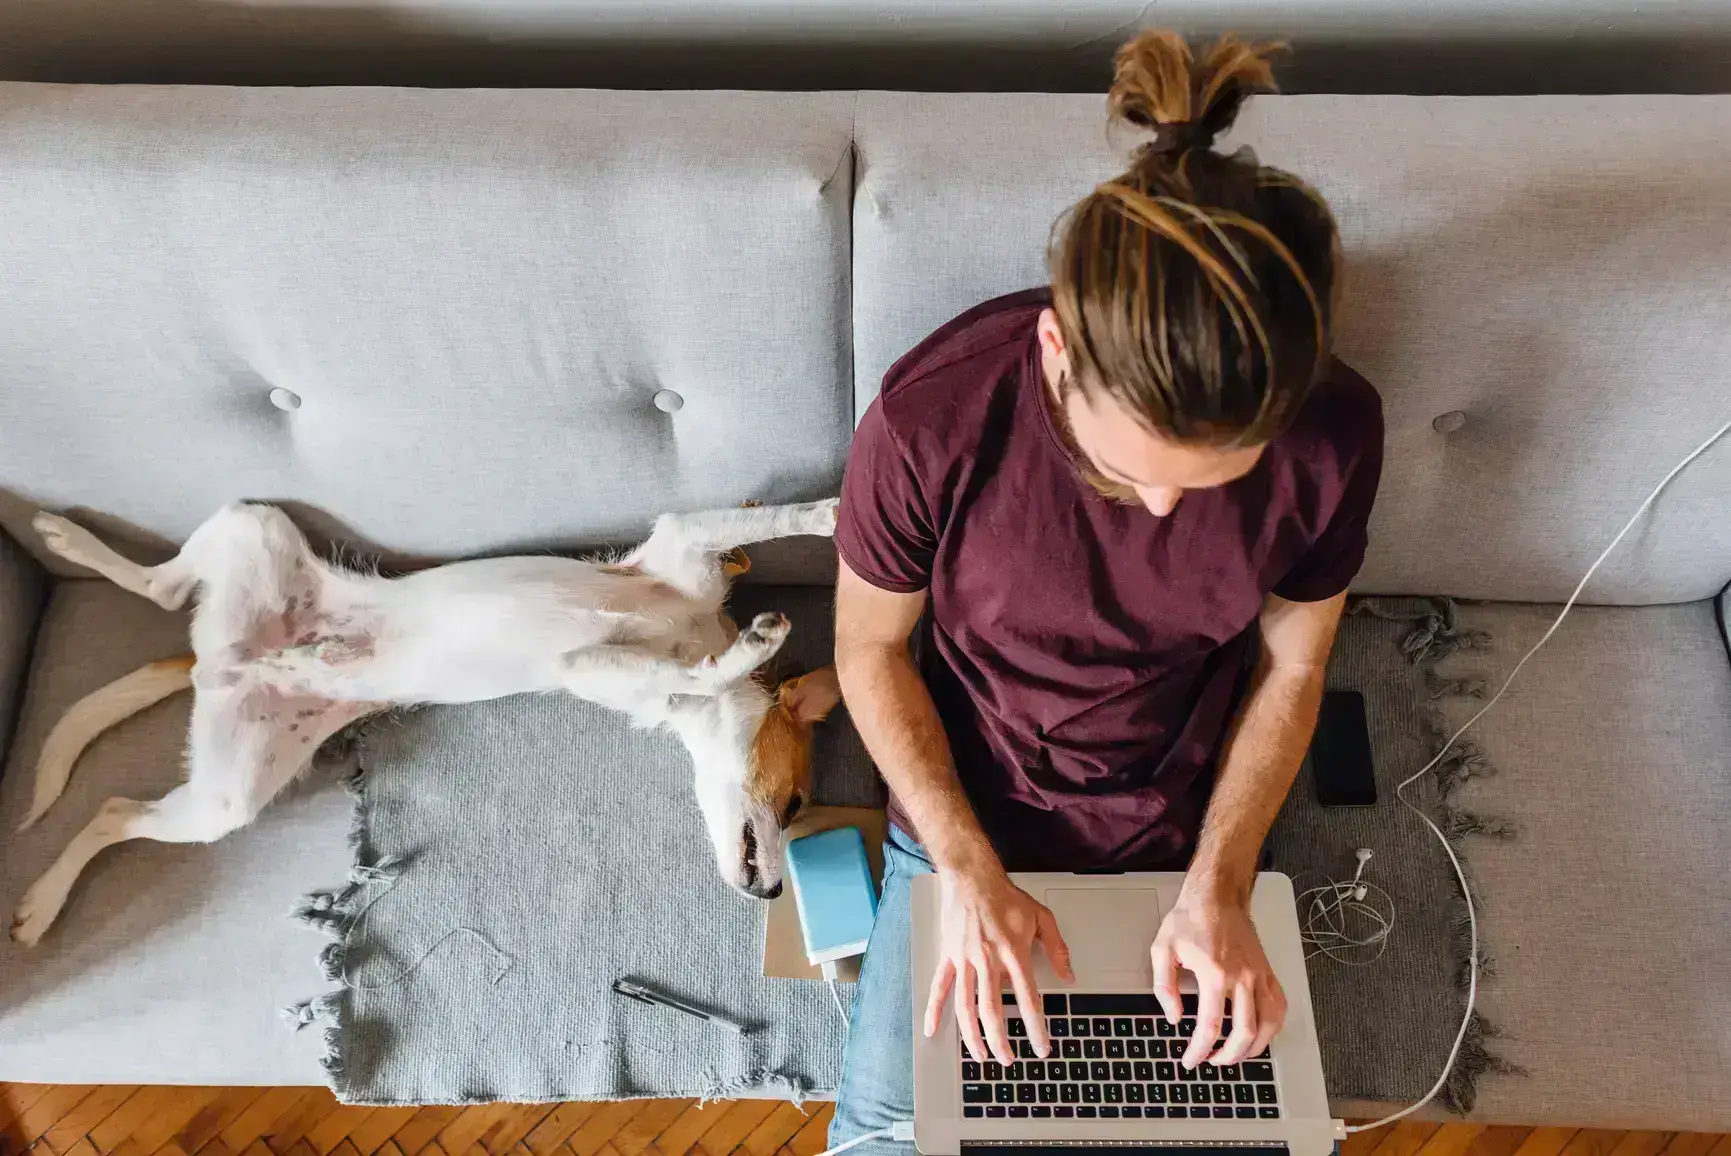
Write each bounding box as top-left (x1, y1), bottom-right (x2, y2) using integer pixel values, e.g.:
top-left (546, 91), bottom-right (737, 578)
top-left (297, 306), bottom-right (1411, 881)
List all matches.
top-left (1311, 690), bottom-right (1377, 807)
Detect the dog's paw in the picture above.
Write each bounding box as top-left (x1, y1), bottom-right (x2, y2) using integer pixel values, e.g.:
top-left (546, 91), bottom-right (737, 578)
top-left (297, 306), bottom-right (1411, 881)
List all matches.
top-left (32, 512), bottom-right (93, 563)
top-left (10, 875), bottom-right (65, 947)
top-left (808, 498), bottom-right (840, 536)
top-left (741, 612), bottom-right (791, 649)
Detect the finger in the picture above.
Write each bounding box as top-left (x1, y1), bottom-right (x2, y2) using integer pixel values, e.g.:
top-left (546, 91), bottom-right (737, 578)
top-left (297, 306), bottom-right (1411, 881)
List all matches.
top-left (1036, 905), bottom-right (1075, 983)
top-left (1214, 980), bottom-right (1256, 1066)
top-left (1002, 943), bottom-right (1050, 1057)
top-left (1150, 939), bottom-right (1182, 1026)
top-left (1248, 976), bottom-right (1286, 1060)
top-left (1184, 972), bottom-right (1224, 1069)
top-left (924, 958), bottom-right (957, 1038)
top-left (975, 955), bottom-right (1015, 1065)
top-left (954, 960), bottom-right (988, 1062)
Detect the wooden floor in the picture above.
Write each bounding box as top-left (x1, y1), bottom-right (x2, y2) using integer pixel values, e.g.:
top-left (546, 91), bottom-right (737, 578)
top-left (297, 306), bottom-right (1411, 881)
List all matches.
top-left (3, 1086), bottom-right (1727, 1156)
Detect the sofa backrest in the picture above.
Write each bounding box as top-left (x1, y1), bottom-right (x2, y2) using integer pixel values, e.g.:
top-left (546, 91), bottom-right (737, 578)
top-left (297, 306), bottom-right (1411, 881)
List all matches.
top-left (2, 86), bottom-right (1728, 602)
top-left (0, 85), bottom-right (854, 579)
top-left (854, 93), bottom-right (1731, 605)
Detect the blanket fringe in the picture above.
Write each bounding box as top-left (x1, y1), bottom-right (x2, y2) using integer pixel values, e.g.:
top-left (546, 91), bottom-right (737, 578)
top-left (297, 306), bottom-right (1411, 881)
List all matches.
top-left (1350, 597), bottom-right (1492, 665)
top-left (1353, 596), bottom-right (1520, 1111)
top-left (1442, 1015), bottom-right (1524, 1113)
top-left (284, 721), bottom-right (394, 1090)
top-left (699, 1069), bottom-right (811, 1107)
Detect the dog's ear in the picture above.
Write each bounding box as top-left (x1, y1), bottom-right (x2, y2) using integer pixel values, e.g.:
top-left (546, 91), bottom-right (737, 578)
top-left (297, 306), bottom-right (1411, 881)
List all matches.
top-left (780, 666), bottom-right (841, 724)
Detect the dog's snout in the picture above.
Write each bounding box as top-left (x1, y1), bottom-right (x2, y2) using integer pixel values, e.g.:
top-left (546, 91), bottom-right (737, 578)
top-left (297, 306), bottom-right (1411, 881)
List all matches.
top-left (737, 823), bottom-right (782, 899)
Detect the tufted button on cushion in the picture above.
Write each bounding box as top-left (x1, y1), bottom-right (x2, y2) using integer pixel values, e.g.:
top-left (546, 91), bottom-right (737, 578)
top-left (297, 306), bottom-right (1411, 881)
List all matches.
top-left (652, 389), bottom-right (685, 413)
top-left (268, 387), bottom-right (302, 412)
top-left (1432, 410), bottom-right (1467, 434)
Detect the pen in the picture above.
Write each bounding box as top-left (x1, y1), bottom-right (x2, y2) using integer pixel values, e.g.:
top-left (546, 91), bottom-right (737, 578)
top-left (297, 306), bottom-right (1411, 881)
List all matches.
top-left (612, 978), bottom-right (748, 1035)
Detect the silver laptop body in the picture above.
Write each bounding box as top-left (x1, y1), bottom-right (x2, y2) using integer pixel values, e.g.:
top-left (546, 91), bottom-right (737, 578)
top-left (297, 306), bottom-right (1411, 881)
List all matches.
top-left (911, 872), bottom-right (1339, 1156)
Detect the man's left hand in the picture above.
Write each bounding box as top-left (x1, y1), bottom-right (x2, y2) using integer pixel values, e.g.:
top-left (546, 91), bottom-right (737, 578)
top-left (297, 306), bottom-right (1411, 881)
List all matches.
top-left (1150, 883), bottom-right (1287, 1068)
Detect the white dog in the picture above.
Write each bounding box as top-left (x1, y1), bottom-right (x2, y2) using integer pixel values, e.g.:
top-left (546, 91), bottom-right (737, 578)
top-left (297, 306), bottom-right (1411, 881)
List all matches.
top-left (12, 499), bottom-right (842, 945)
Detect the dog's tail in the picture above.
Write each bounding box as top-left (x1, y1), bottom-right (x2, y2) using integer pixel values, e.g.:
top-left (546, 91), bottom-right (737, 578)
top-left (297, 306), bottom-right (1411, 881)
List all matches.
top-left (17, 655), bottom-right (195, 831)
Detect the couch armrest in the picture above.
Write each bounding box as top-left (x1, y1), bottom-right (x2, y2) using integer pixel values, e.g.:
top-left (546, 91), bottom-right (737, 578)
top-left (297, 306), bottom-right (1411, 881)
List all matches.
top-left (0, 526), bottom-right (47, 770)
top-left (1719, 583), bottom-right (1730, 669)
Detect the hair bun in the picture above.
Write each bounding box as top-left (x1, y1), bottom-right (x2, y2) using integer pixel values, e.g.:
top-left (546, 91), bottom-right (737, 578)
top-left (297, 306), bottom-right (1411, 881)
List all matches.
top-left (1149, 120), bottom-right (1215, 155)
top-left (1109, 29), bottom-right (1284, 157)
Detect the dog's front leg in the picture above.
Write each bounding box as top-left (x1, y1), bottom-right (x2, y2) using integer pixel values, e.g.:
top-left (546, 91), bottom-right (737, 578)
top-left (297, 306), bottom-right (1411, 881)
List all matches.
top-left (626, 500), bottom-right (838, 582)
top-left (562, 612), bottom-right (790, 701)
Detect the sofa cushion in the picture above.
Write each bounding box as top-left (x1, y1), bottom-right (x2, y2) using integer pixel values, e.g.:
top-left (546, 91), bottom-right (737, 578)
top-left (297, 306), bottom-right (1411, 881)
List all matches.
top-left (852, 93), bottom-right (1731, 604)
top-left (0, 580), bottom-right (346, 1084)
top-left (0, 530), bottom-right (45, 771)
top-left (0, 86), bottom-right (855, 579)
top-left (1419, 600), bottom-right (1731, 1129)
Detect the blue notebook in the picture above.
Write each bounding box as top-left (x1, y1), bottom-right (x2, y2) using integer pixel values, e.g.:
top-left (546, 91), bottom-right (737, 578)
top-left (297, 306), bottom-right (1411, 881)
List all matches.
top-left (784, 826), bottom-right (880, 966)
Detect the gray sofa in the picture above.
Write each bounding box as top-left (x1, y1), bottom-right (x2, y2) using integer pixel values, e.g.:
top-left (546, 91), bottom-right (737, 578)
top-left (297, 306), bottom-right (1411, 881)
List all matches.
top-left (1, 86), bottom-right (1728, 1130)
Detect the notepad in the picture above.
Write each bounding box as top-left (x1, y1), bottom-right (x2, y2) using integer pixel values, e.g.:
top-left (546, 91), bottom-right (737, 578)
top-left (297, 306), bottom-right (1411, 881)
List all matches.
top-left (784, 826), bottom-right (879, 966)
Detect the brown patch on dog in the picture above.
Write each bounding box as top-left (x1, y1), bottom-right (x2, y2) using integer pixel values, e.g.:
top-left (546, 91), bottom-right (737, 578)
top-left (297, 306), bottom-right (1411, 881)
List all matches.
top-left (722, 547), bottom-right (751, 578)
top-left (747, 667), bottom-right (842, 827)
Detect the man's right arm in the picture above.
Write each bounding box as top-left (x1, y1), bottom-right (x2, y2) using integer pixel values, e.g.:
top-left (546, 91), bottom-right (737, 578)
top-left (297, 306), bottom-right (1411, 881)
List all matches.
top-left (834, 559), bottom-right (1071, 1064)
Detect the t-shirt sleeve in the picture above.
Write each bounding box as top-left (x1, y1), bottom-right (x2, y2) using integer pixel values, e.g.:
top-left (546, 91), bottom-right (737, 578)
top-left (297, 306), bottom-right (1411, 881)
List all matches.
top-left (834, 396), bottom-right (937, 593)
top-left (1273, 397), bottom-right (1386, 604)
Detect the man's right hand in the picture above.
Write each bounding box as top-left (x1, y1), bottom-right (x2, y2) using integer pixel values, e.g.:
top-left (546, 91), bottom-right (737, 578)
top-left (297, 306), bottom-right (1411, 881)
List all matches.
top-left (923, 866), bottom-right (1074, 1065)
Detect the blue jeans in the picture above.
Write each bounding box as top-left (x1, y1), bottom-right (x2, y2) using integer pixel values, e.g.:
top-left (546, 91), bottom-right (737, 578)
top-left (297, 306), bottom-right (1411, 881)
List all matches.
top-left (829, 825), bottom-right (933, 1156)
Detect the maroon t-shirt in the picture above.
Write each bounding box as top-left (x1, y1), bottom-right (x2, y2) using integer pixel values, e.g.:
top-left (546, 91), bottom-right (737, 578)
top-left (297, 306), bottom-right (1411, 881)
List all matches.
top-left (836, 289), bottom-right (1384, 871)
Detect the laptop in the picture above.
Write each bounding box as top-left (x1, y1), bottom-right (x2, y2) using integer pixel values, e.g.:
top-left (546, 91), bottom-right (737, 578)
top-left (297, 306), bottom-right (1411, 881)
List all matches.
top-left (911, 872), bottom-right (1339, 1156)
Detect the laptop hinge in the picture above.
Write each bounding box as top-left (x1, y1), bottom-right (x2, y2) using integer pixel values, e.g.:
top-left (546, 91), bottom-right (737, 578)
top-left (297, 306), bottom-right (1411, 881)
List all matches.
top-left (960, 1145), bottom-right (1290, 1156)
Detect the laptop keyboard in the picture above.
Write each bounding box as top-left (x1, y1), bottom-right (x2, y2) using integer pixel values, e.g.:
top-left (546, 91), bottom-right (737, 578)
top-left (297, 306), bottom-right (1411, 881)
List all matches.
top-left (958, 993), bottom-right (1279, 1122)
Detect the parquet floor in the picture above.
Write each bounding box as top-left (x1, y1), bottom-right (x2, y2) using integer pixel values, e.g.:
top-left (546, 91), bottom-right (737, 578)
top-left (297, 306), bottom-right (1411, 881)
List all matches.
top-left (3, 1086), bottom-right (1727, 1156)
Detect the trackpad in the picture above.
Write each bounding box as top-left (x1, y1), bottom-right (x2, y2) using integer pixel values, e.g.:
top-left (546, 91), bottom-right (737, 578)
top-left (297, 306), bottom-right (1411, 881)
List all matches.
top-left (1042, 888), bottom-right (1163, 985)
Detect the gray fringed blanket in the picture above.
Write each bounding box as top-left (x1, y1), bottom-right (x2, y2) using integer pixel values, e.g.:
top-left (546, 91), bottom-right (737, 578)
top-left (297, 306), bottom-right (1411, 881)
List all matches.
top-left (1266, 597), bottom-right (1515, 1110)
top-left (289, 592), bottom-right (1509, 1109)
top-left (289, 586), bottom-right (881, 1105)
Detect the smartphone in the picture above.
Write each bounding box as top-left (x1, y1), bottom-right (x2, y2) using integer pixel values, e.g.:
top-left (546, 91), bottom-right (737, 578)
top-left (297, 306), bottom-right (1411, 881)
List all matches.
top-left (1311, 690), bottom-right (1377, 807)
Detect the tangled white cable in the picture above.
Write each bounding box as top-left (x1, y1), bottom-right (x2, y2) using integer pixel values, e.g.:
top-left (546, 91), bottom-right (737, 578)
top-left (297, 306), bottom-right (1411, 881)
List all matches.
top-left (1297, 849), bottom-right (1395, 965)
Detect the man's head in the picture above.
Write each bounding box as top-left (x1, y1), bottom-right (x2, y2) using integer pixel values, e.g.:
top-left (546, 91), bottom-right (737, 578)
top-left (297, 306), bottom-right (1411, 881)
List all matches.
top-left (1044, 29), bottom-right (1341, 515)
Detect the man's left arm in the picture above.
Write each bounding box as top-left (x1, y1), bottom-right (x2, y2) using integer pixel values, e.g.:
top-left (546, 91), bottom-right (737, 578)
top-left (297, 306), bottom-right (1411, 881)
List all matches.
top-left (1151, 590), bottom-right (1347, 1069)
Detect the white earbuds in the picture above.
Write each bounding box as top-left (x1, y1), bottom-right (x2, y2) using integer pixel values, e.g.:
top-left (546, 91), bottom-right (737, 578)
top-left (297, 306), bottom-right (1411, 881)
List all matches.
top-left (1297, 848), bottom-right (1395, 965)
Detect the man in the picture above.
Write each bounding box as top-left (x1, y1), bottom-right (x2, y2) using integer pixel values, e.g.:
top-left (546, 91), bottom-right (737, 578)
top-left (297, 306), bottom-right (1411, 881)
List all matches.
top-left (825, 30), bottom-right (1384, 1152)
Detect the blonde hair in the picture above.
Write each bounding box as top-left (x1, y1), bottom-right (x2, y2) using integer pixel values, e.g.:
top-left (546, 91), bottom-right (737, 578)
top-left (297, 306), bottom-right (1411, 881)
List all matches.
top-left (1049, 30), bottom-right (1340, 446)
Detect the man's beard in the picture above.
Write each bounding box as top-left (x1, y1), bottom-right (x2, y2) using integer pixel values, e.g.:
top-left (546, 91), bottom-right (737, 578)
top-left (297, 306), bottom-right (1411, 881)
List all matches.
top-left (1046, 371), bottom-right (1141, 505)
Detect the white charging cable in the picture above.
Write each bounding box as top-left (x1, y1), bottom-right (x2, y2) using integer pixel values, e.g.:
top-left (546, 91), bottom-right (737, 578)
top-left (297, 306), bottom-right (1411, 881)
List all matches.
top-left (1298, 848), bottom-right (1395, 965)
top-left (1348, 414), bottom-right (1731, 1133)
top-left (822, 961), bottom-right (851, 1025)
top-left (813, 1121), bottom-right (918, 1156)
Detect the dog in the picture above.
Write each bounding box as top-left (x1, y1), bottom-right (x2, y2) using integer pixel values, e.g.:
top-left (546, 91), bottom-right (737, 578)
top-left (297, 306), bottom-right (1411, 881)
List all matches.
top-left (11, 499), bottom-right (842, 945)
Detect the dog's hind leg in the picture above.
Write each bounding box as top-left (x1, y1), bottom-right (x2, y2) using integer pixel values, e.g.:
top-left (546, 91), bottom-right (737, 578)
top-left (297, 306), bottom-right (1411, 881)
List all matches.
top-left (8, 785), bottom-right (243, 946)
top-left (9, 684), bottom-right (320, 946)
top-left (17, 656), bottom-right (196, 832)
top-left (33, 512), bottom-right (200, 610)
